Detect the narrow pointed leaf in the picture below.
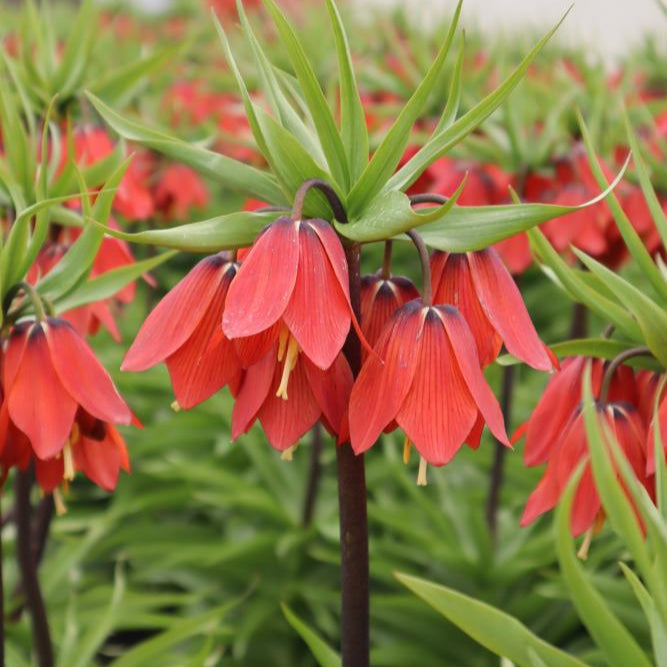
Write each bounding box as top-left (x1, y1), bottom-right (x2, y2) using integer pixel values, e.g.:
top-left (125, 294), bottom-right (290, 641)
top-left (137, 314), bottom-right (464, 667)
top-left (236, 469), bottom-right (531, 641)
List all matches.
top-left (325, 0), bottom-right (368, 182)
top-left (388, 9), bottom-right (570, 194)
top-left (86, 92), bottom-right (286, 205)
top-left (396, 573), bottom-right (590, 667)
top-left (262, 0), bottom-right (350, 188)
top-left (84, 210), bottom-right (276, 252)
top-left (348, 0), bottom-right (462, 215)
top-left (281, 604), bottom-right (340, 667)
top-left (556, 471), bottom-right (652, 667)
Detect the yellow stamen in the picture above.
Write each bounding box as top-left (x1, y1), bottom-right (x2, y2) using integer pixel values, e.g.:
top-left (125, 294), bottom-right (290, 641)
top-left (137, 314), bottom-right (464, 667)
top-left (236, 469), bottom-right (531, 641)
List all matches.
top-left (281, 444), bottom-right (298, 461)
top-left (70, 422), bottom-right (80, 443)
top-left (63, 441), bottom-right (75, 482)
top-left (417, 456), bottom-right (428, 486)
top-left (276, 335), bottom-right (299, 400)
top-left (53, 488), bottom-right (67, 516)
top-left (402, 437), bottom-right (412, 465)
top-left (577, 527), bottom-right (594, 560)
top-left (171, 400), bottom-right (181, 412)
top-left (277, 326), bottom-right (290, 362)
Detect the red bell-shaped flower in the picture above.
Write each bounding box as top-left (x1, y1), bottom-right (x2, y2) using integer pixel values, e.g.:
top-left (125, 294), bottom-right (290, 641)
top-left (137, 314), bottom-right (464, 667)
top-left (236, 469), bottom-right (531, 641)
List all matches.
top-left (223, 217), bottom-right (362, 371)
top-left (4, 318), bottom-right (133, 462)
top-left (123, 253), bottom-right (243, 409)
top-left (430, 248), bottom-right (554, 370)
top-left (231, 342), bottom-right (353, 453)
top-left (349, 301), bottom-right (509, 466)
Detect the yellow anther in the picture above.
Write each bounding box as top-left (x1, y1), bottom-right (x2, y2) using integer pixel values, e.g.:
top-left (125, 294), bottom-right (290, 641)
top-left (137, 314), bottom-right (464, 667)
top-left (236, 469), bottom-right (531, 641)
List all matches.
top-left (402, 437), bottom-right (412, 465)
top-left (276, 335), bottom-right (299, 400)
top-left (70, 422), bottom-right (80, 443)
top-left (281, 444), bottom-right (298, 461)
top-left (53, 488), bottom-right (68, 516)
top-left (577, 527), bottom-right (593, 560)
top-left (277, 326), bottom-right (290, 362)
top-left (171, 400), bottom-right (181, 412)
top-left (417, 456), bottom-right (428, 487)
top-left (63, 441), bottom-right (75, 482)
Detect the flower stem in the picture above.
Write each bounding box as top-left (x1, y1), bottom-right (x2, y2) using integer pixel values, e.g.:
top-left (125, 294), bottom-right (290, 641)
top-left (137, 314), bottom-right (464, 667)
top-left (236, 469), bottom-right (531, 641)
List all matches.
top-left (15, 469), bottom-right (53, 667)
top-left (380, 241), bottom-right (393, 280)
top-left (338, 242), bottom-right (369, 667)
top-left (301, 423), bottom-right (323, 527)
top-left (599, 346), bottom-right (652, 404)
top-left (409, 193), bottom-right (448, 206)
top-left (485, 363), bottom-right (516, 541)
top-left (405, 229), bottom-right (432, 305)
top-left (291, 179), bottom-right (347, 223)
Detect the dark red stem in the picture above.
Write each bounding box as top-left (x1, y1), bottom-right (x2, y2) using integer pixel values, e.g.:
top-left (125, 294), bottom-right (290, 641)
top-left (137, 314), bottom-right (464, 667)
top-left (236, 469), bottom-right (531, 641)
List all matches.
top-left (15, 469), bottom-right (53, 667)
top-left (338, 241), bottom-right (370, 667)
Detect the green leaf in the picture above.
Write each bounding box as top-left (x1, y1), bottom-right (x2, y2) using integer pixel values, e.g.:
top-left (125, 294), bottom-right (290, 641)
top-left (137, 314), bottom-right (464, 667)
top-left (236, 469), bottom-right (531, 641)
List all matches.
top-left (555, 469), bottom-right (653, 667)
top-left (578, 112), bottom-right (667, 301)
top-left (432, 31), bottom-right (465, 136)
top-left (84, 210), bottom-right (276, 252)
top-left (624, 113), bottom-right (667, 250)
top-left (547, 339), bottom-right (662, 369)
top-left (347, 0), bottom-right (462, 215)
top-left (581, 365), bottom-right (653, 580)
top-left (110, 603), bottom-right (237, 667)
top-left (387, 8), bottom-right (570, 194)
top-left (54, 250), bottom-right (176, 313)
top-left (415, 173), bottom-right (622, 252)
top-left (35, 159), bottom-right (131, 302)
top-left (262, 0), bottom-right (350, 188)
top-left (235, 0), bottom-right (322, 164)
top-left (337, 181), bottom-right (465, 242)
top-left (573, 249), bottom-right (667, 368)
top-left (281, 604), bottom-right (340, 667)
top-left (86, 92), bottom-right (286, 205)
top-left (528, 229), bottom-right (643, 341)
top-left (396, 573), bottom-right (590, 667)
top-left (325, 0), bottom-right (368, 182)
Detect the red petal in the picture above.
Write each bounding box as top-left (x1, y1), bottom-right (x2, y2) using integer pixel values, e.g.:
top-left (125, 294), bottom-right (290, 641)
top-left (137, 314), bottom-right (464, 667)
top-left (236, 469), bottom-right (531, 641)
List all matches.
top-left (8, 324), bottom-right (78, 459)
top-left (465, 413), bottom-right (485, 450)
top-left (46, 319), bottom-right (132, 425)
top-left (283, 222), bottom-right (351, 369)
top-left (256, 360), bottom-right (321, 451)
top-left (430, 252), bottom-right (501, 367)
top-left (397, 308), bottom-right (478, 465)
top-left (348, 302), bottom-right (424, 454)
top-left (74, 429), bottom-right (129, 491)
top-left (524, 357), bottom-right (586, 466)
top-left (123, 255), bottom-right (230, 371)
top-left (468, 248), bottom-right (553, 371)
top-left (4, 322), bottom-right (30, 388)
top-left (233, 320), bottom-right (281, 367)
top-left (439, 306), bottom-right (509, 446)
top-left (231, 349), bottom-right (276, 439)
top-left (223, 218), bottom-right (299, 338)
top-left (166, 275), bottom-right (241, 409)
top-left (304, 353), bottom-right (353, 436)
top-left (35, 457), bottom-right (64, 493)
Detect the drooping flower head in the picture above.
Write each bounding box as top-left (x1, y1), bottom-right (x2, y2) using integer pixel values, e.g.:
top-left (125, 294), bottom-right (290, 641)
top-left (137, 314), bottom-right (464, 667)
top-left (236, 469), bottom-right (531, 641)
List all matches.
top-left (1, 318), bottom-right (134, 493)
top-left (430, 248), bottom-right (555, 370)
top-left (123, 253), bottom-right (243, 409)
top-left (223, 217), bottom-right (365, 385)
top-left (349, 300), bottom-right (510, 471)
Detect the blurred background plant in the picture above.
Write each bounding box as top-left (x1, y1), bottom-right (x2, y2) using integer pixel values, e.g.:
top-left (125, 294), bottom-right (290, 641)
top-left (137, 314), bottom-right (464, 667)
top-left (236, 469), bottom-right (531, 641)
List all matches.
top-left (0, 0), bottom-right (665, 665)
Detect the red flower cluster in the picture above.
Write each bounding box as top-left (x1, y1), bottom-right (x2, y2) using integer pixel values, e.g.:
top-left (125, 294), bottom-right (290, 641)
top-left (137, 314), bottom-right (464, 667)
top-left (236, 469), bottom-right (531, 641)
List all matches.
top-left (518, 357), bottom-right (665, 536)
top-left (1, 318), bottom-right (133, 495)
top-left (125, 214), bottom-right (553, 479)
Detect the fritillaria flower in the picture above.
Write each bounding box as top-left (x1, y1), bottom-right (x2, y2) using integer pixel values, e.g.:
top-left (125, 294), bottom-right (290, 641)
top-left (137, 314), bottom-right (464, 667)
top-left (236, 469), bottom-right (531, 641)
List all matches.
top-left (232, 345), bottom-right (353, 454)
top-left (223, 217), bottom-right (365, 400)
top-left (430, 248), bottom-right (555, 370)
top-left (360, 273), bottom-right (419, 351)
top-left (123, 254), bottom-right (243, 409)
top-left (348, 301), bottom-right (509, 476)
top-left (521, 402), bottom-right (649, 537)
top-left (1, 318), bottom-right (133, 495)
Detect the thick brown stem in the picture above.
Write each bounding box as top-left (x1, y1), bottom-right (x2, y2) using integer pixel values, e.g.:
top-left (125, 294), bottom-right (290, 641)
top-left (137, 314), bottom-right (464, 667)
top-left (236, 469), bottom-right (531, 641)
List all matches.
top-left (485, 364), bottom-right (516, 540)
top-left (15, 470), bottom-right (53, 667)
top-left (337, 242), bottom-right (369, 667)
